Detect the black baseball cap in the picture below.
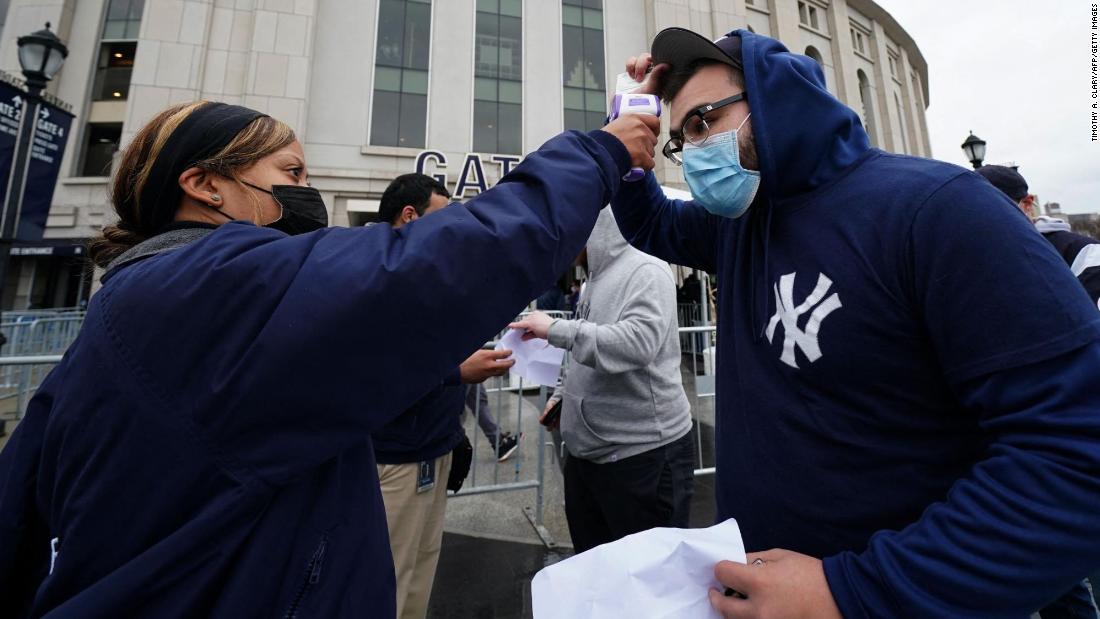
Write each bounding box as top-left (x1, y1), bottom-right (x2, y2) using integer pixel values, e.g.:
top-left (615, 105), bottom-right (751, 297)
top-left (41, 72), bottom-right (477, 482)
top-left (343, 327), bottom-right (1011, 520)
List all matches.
top-left (651, 27), bottom-right (743, 75)
top-left (976, 165), bottom-right (1029, 202)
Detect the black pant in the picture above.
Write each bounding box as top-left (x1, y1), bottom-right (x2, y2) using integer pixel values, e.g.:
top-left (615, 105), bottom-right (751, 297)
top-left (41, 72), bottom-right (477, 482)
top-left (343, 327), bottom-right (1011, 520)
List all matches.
top-left (564, 429), bottom-right (696, 553)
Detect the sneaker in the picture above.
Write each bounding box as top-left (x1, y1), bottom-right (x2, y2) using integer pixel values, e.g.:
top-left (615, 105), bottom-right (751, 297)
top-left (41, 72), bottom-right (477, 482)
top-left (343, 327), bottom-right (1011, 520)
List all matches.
top-left (496, 432), bottom-right (521, 462)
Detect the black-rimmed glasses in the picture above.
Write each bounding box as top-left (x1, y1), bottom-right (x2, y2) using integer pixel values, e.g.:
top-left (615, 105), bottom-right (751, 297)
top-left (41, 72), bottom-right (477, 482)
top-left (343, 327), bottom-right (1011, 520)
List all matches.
top-left (662, 92), bottom-right (749, 165)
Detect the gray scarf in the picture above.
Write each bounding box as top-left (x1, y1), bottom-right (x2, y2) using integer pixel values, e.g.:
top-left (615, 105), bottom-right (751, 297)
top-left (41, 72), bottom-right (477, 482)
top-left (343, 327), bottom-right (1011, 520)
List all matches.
top-left (103, 227), bottom-right (215, 278)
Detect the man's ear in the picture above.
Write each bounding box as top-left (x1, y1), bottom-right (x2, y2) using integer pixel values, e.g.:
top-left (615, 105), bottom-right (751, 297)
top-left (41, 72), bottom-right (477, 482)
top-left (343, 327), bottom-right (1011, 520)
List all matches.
top-left (400, 205), bottom-right (419, 224)
top-left (179, 167), bottom-right (221, 207)
top-left (1019, 195), bottom-right (1037, 218)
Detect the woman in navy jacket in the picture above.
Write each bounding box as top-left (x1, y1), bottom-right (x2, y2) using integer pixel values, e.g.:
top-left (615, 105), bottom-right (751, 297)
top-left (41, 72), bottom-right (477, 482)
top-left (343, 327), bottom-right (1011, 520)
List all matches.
top-left (0, 100), bottom-right (654, 617)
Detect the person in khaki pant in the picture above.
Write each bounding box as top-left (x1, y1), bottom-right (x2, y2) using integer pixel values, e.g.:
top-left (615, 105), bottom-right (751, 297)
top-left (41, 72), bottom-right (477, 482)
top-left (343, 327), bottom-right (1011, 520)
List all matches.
top-left (371, 174), bottom-right (514, 619)
top-left (377, 453), bottom-right (453, 619)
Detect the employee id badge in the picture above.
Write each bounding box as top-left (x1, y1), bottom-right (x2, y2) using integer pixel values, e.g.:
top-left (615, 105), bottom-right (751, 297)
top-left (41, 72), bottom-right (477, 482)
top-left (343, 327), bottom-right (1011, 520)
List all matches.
top-left (416, 459), bottom-right (436, 493)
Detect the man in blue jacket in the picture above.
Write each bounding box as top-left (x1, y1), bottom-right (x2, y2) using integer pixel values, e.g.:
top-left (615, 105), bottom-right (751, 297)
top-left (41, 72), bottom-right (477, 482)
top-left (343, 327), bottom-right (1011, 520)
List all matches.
top-left (371, 173), bottom-right (517, 619)
top-left (618, 28), bottom-right (1100, 617)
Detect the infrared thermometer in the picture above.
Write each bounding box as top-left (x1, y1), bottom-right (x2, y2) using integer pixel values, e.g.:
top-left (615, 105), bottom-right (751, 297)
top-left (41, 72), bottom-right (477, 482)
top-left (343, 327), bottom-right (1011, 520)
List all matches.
top-left (608, 93), bottom-right (661, 182)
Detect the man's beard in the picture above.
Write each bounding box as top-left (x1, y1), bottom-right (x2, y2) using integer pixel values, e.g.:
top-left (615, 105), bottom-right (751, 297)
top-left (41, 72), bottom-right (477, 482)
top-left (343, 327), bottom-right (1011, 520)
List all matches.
top-left (738, 128), bottom-right (759, 171)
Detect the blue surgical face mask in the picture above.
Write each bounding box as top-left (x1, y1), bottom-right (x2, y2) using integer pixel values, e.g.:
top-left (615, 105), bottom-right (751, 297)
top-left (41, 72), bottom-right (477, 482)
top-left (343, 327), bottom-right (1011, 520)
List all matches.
top-left (682, 113), bottom-right (760, 219)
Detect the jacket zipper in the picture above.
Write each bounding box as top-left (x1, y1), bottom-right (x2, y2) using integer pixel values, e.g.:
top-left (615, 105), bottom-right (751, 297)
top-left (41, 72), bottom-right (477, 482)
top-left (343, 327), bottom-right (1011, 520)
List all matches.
top-left (284, 536), bottom-right (328, 619)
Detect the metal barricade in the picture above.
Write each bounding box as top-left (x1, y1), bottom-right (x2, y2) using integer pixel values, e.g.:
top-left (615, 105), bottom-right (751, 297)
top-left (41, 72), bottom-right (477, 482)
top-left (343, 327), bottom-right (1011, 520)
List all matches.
top-left (2, 307), bottom-right (85, 321)
top-left (0, 356), bottom-right (63, 449)
top-left (679, 326), bottom-right (717, 477)
top-left (1, 313), bottom-right (86, 356)
top-left (0, 315), bottom-right (85, 407)
top-left (447, 310), bottom-right (573, 546)
top-left (678, 302), bottom-right (717, 356)
top-left (449, 317), bottom-right (717, 548)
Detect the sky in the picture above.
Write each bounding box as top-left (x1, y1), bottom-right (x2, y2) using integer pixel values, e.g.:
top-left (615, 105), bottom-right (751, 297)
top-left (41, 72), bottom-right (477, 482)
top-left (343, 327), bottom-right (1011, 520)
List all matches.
top-left (873, 0), bottom-right (1100, 214)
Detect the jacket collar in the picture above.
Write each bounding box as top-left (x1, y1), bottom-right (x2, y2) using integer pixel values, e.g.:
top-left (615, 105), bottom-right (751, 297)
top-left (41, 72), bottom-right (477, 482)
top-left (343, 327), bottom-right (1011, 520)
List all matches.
top-left (102, 223), bottom-right (217, 281)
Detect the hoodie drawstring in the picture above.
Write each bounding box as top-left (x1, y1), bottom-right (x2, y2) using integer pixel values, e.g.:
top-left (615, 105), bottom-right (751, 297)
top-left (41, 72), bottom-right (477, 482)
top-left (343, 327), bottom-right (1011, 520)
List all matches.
top-left (749, 201), bottom-right (774, 342)
top-left (757, 201), bottom-right (774, 341)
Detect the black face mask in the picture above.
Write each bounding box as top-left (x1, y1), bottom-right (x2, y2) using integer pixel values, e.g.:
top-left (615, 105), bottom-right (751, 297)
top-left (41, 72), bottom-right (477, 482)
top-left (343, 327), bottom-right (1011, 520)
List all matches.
top-left (244, 182), bottom-right (329, 235)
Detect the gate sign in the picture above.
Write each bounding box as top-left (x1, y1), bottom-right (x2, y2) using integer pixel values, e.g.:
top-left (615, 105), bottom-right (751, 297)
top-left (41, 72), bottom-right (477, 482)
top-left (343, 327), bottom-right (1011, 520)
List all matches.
top-left (415, 150), bottom-right (523, 198)
top-left (0, 79), bottom-right (74, 241)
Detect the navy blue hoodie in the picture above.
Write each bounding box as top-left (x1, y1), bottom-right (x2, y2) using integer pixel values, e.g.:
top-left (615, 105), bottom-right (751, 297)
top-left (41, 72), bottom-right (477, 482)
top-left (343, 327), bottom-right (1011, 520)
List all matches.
top-left (612, 31), bottom-right (1100, 617)
top-left (0, 129), bottom-right (630, 618)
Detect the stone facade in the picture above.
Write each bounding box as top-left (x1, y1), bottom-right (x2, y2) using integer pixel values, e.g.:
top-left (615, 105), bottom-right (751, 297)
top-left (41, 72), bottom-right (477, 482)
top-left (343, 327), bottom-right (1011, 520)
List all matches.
top-left (0, 0), bottom-right (930, 306)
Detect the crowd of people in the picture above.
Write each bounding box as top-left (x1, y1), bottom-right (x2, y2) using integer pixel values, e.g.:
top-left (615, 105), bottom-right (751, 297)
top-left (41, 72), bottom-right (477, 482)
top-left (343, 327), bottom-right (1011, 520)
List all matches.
top-left (2, 25), bottom-right (1100, 619)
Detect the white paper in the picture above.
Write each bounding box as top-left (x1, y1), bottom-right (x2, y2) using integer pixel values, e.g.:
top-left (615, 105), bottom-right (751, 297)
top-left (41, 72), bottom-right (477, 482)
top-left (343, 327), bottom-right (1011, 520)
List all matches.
top-left (496, 328), bottom-right (566, 387)
top-left (615, 71), bottom-right (644, 94)
top-left (531, 519), bottom-right (746, 619)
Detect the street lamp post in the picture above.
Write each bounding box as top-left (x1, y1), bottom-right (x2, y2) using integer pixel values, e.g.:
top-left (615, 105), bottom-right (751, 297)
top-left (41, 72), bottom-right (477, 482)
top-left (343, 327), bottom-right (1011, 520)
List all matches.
top-left (0, 23), bottom-right (68, 347)
top-left (960, 131), bottom-right (987, 170)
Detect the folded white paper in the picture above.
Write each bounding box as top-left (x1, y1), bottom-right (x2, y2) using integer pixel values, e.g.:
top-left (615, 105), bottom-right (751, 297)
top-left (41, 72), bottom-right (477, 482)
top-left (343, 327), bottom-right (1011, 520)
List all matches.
top-left (531, 520), bottom-right (746, 619)
top-left (496, 327), bottom-right (566, 387)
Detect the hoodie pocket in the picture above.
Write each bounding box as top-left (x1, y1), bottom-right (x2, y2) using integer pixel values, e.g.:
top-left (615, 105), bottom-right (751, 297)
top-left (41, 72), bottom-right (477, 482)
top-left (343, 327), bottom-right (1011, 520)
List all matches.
top-left (284, 535), bottom-right (328, 619)
top-left (573, 396), bottom-right (610, 444)
top-left (574, 395), bottom-right (661, 446)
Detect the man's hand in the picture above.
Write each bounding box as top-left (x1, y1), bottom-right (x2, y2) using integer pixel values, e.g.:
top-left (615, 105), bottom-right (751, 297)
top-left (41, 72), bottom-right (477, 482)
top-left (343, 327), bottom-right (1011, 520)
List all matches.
top-left (459, 349), bottom-right (515, 384)
top-left (624, 53), bottom-right (670, 96)
top-left (507, 311), bottom-right (556, 341)
top-left (708, 549), bottom-right (842, 619)
top-left (539, 395), bottom-right (562, 430)
top-left (601, 114), bottom-right (660, 172)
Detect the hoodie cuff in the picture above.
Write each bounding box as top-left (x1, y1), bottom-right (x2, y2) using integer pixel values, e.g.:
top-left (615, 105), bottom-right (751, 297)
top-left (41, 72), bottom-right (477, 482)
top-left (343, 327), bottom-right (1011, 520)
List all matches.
top-left (823, 551), bottom-right (895, 619)
top-left (547, 319), bottom-right (579, 351)
top-left (443, 366), bottom-right (463, 386)
top-left (587, 129), bottom-right (632, 180)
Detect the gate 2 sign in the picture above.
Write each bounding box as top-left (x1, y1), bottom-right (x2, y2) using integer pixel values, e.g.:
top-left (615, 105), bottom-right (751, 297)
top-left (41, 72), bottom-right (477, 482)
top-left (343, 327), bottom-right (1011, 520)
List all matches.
top-left (414, 151), bottom-right (523, 198)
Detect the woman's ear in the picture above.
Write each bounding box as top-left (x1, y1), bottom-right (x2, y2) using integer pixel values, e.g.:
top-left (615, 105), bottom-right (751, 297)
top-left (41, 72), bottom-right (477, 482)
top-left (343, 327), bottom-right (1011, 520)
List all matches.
top-left (178, 167), bottom-right (223, 208)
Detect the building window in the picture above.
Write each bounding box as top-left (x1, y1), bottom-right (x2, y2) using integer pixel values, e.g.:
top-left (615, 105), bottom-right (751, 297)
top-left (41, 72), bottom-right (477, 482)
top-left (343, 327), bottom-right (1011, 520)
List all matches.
top-left (745, 0), bottom-right (754, 5)
top-left (78, 0), bottom-right (144, 177)
top-left (910, 72), bottom-right (924, 107)
top-left (91, 42), bottom-right (136, 101)
top-left (370, 0), bottom-right (432, 148)
top-left (857, 69), bottom-right (877, 147)
top-left (894, 92), bottom-right (909, 153)
top-left (562, 0), bottom-right (606, 132)
top-left (850, 28), bottom-right (866, 55)
top-left (798, 1), bottom-right (820, 31)
top-left (473, 0), bottom-right (522, 154)
top-left (909, 71), bottom-right (926, 155)
top-left (804, 46), bottom-right (824, 71)
top-left (80, 123), bottom-right (122, 177)
top-left (102, 0), bottom-right (143, 39)
top-left (887, 53), bottom-right (898, 78)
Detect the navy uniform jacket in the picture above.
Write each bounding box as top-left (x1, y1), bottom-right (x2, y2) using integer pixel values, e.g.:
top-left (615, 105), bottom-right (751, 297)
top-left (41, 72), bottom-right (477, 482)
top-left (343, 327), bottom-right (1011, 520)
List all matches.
top-left (0, 129), bottom-right (630, 618)
top-left (613, 29), bottom-right (1100, 617)
top-left (372, 369), bottom-right (464, 465)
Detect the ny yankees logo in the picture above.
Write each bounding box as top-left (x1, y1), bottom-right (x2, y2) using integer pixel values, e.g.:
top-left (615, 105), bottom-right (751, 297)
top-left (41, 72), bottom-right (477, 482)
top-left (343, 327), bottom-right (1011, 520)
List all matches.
top-left (765, 272), bottom-right (842, 369)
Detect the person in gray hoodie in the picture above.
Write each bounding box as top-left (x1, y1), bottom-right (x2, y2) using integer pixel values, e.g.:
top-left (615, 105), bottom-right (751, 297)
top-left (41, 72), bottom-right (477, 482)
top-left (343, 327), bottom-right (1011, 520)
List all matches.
top-left (509, 208), bottom-right (695, 553)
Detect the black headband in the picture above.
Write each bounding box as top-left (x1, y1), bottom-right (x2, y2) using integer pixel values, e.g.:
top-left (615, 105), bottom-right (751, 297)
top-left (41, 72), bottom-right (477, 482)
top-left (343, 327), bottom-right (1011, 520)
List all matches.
top-left (139, 102), bottom-right (267, 232)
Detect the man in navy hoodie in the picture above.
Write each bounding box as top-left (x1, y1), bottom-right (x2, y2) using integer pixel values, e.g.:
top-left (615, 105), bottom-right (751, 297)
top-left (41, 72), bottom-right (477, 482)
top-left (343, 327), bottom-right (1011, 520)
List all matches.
top-left (617, 29), bottom-right (1100, 617)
